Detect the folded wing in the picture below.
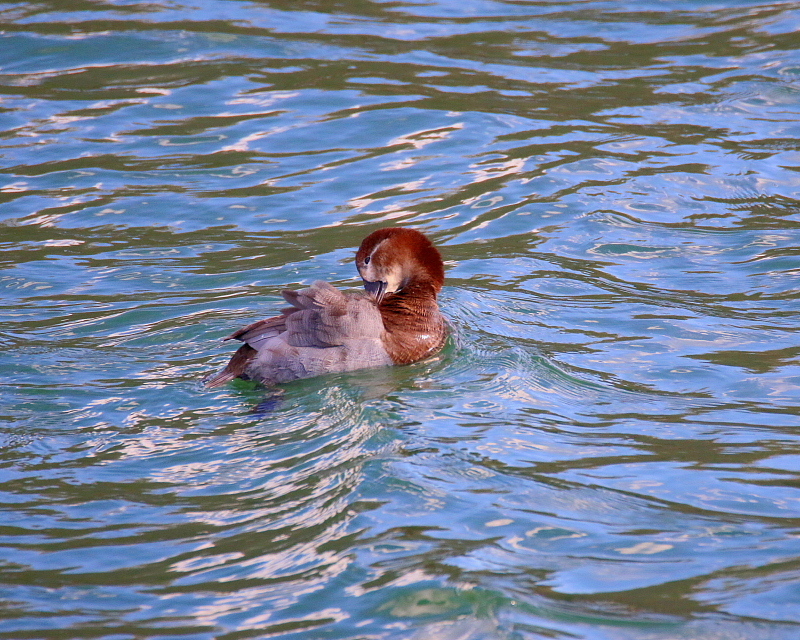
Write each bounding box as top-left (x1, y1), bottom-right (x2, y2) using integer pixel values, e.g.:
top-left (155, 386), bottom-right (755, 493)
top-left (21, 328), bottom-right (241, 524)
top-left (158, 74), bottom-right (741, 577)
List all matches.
top-left (204, 281), bottom-right (389, 387)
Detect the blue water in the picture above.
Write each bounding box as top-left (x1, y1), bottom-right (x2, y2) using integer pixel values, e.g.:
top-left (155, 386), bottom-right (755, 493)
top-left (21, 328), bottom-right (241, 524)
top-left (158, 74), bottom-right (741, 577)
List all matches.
top-left (2, 1), bottom-right (800, 638)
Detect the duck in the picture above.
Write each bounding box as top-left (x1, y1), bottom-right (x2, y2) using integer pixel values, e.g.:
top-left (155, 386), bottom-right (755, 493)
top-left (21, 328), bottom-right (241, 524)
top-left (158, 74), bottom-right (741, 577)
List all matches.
top-left (204, 227), bottom-right (447, 387)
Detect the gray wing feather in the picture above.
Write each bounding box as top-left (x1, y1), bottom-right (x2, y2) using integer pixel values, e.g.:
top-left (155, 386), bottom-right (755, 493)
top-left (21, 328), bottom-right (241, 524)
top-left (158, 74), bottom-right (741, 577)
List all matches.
top-left (281, 281), bottom-right (382, 348)
top-left (227, 314), bottom-right (287, 350)
top-left (222, 281), bottom-right (390, 385)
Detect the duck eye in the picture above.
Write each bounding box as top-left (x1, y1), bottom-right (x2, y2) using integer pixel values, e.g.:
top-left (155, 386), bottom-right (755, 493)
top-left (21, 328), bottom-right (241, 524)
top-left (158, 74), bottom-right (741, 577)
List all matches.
top-left (364, 255), bottom-right (371, 265)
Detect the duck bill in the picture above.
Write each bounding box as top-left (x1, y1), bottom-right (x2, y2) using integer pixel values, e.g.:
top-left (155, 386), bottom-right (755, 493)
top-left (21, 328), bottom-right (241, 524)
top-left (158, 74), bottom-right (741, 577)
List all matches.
top-left (363, 279), bottom-right (388, 303)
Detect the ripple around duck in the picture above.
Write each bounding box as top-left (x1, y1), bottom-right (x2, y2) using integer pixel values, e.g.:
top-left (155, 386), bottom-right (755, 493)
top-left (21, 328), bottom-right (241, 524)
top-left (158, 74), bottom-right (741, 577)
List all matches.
top-left (0, 378), bottom-right (400, 630)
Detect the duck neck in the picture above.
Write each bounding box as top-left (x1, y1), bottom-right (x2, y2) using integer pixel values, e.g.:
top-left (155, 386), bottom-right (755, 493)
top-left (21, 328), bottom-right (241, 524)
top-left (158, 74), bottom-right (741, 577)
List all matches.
top-left (380, 279), bottom-right (438, 316)
top-left (379, 279), bottom-right (445, 365)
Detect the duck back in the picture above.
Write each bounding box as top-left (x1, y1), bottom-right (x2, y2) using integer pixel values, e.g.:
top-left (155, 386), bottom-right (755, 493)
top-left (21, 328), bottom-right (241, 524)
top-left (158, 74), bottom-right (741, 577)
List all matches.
top-left (204, 281), bottom-right (391, 387)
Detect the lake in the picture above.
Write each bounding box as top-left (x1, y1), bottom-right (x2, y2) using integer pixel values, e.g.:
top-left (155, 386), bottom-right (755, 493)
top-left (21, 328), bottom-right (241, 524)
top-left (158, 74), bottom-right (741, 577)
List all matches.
top-left (2, 1), bottom-right (800, 638)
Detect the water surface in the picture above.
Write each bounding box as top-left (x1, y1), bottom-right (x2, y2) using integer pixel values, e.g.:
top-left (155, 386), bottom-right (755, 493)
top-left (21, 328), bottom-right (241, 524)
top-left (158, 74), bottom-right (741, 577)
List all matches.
top-left (2, 1), bottom-right (800, 638)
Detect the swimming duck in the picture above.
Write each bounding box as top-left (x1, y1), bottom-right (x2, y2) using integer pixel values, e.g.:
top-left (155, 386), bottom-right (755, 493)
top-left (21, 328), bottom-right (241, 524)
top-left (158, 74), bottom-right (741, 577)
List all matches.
top-left (204, 227), bottom-right (447, 387)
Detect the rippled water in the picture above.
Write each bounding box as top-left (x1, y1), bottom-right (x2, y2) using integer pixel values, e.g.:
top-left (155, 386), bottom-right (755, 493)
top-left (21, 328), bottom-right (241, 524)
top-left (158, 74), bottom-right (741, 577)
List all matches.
top-left (2, 1), bottom-right (800, 638)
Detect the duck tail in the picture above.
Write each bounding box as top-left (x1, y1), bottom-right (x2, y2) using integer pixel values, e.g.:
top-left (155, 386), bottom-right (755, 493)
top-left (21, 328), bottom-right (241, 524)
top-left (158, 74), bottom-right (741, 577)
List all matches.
top-left (203, 368), bottom-right (238, 388)
top-left (203, 344), bottom-right (256, 388)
